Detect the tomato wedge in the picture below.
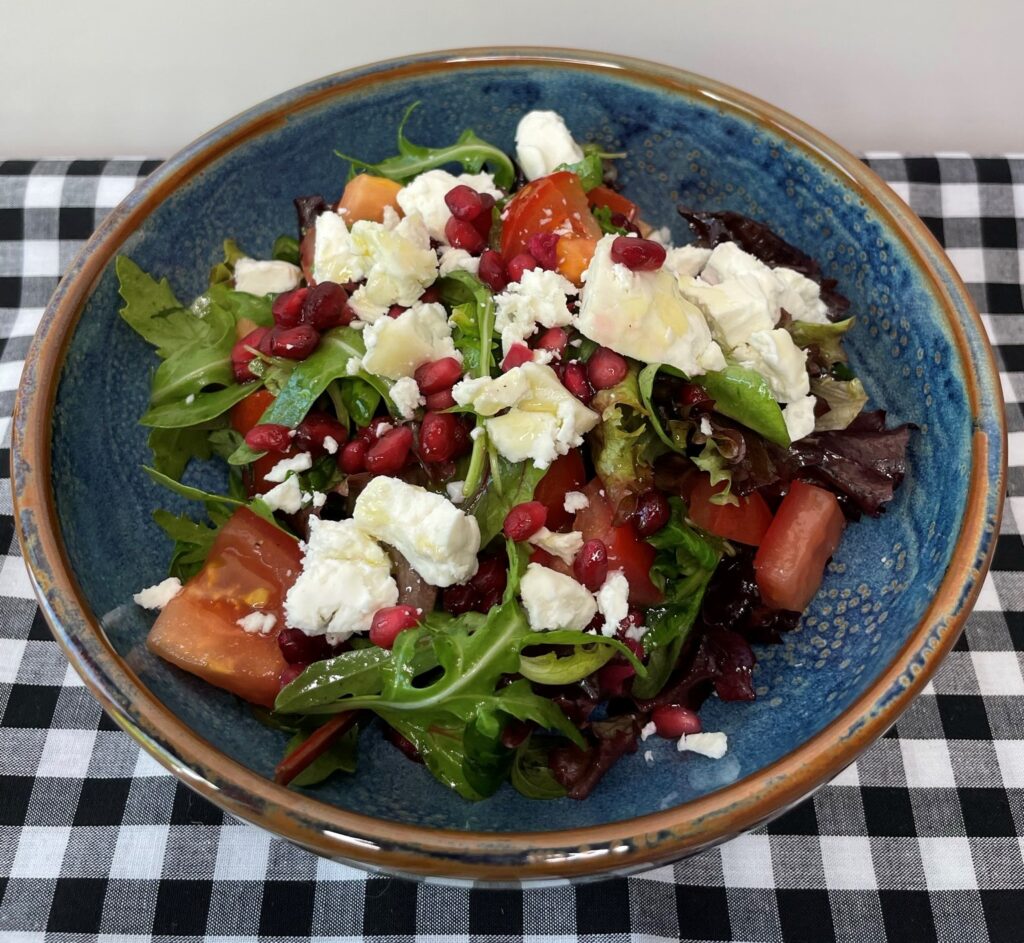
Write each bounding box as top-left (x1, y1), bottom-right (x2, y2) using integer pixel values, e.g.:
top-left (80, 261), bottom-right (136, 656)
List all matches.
top-left (754, 481), bottom-right (845, 612)
top-left (588, 185), bottom-right (640, 224)
top-left (500, 171), bottom-right (602, 261)
top-left (533, 449), bottom-right (587, 532)
top-left (573, 480), bottom-right (662, 606)
top-left (688, 475), bottom-right (774, 547)
top-left (147, 508), bottom-right (301, 707)
top-left (231, 388), bottom-right (275, 436)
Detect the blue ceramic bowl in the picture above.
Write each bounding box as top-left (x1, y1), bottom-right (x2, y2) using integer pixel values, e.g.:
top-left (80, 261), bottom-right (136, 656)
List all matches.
top-left (14, 49), bottom-right (1005, 882)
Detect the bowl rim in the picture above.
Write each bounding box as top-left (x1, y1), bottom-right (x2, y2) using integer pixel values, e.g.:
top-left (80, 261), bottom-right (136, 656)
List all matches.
top-left (13, 46), bottom-right (1006, 882)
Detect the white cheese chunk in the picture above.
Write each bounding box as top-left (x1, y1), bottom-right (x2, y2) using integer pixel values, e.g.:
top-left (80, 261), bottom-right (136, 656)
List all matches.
top-left (261, 475), bottom-right (305, 514)
top-left (783, 393), bottom-right (818, 442)
top-left (640, 720), bottom-right (657, 741)
top-left (361, 302), bottom-right (460, 380)
top-left (774, 267), bottom-right (830, 323)
top-left (494, 268), bottom-right (577, 356)
top-left (353, 476), bottom-right (480, 587)
top-left (390, 376), bottom-right (425, 419)
top-left (236, 611), bottom-right (277, 636)
top-left (663, 245), bottom-right (711, 279)
top-left (322, 436), bottom-right (339, 455)
top-left (397, 169), bottom-right (501, 244)
top-left (438, 246), bottom-right (481, 277)
top-left (133, 577), bottom-right (182, 610)
top-left (595, 570), bottom-right (630, 637)
top-left (677, 731), bottom-right (729, 760)
top-left (446, 480), bottom-right (466, 504)
top-left (732, 328), bottom-right (811, 403)
top-left (264, 452), bottom-right (313, 484)
top-left (514, 110), bottom-right (584, 181)
top-left (233, 258), bottom-right (302, 296)
top-left (284, 517), bottom-right (398, 643)
top-left (677, 276), bottom-right (778, 350)
top-left (519, 563), bottom-right (597, 631)
top-left (647, 226), bottom-right (674, 248)
top-left (576, 235), bottom-right (726, 376)
top-left (310, 490), bottom-right (327, 509)
top-left (563, 490), bottom-right (590, 514)
top-left (528, 528), bottom-right (584, 566)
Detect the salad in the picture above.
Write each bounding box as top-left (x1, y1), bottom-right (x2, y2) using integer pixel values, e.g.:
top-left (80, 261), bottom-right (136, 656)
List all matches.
top-left (125, 107), bottom-right (911, 801)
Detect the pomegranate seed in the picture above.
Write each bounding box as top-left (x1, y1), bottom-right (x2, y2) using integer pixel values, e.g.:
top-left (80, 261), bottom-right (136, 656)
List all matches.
top-left (338, 438), bottom-right (368, 473)
top-left (357, 417), bottom-right (396, 445)
top-left (278, 663), bottom-right (307, 690)
top-left (478, 588), bottom-right (503, 612)
top-left (561, 361), bottom-right (593, 404)
top-left (500, 720), bottom-right (533, 750)
top-left (414, 357), bottom-right (463, 395)
top-left (503, 501), bottom-right (548, 541)
top-left (443, 582), bottom-right (480, 616)
top-left (369, 605), bottom-right (421, 649)
top-left (419, 411), bottom-right (461, 463)
top-left (271, 287), bottom-right (309, 328)
top-left (231, 327), bottom-right (270, 382)
top-left (622, 636), bottom-right (646, 660)
top-left (295, 412), bottom-right (348, 453)
top-left (364, 425), bottom-right (413, 474)
top-left (598, 662), bottom-right (635, 697)
top-left (445, 216), bottom-right (486, 253)
top-left (478, 249), bottom-right (508, 292)
top-left (651, 704), bottom-right (702, 738)
top-left (301, 281), bottom-right (351, 330)
top-left (573, 539), bottom-right (608, 591)
top-left (501, 343), bottom-right (533, 372)
top-left (270, 324), bottom-right (320, 360)
top-left (527, 232), bottom-right (560, 270)
top-left (587, 346), bottom-right (629, 390)
top-left (470, 556), bottom-right (508, 597)
top-left (419, 285), bottom-right (441, 304)
top-left (387, 304), bottom-right (406, 319)
top-left (681, 382), bottom-right (714, 409)
top-left (506, 252), bottom-right (539, 282)
top-left (610, 236), bottom-right (667, 271)
top-left (617, 610), bottom-right (646, 643)
top-left (278, 627), bottom-right (335, 665)
top-left (634, 489), bottom-right (671, 536)
top-left (471, 199), bottom-right (495, 239)
top-left (535, 327), bottom-right (569, 357)
top-left (444, 185), bottom-right (485, 221)
top-left (451, 418), bottom-right (471, 457)
top-left (244, 423), bottom-right (292, 453)
top-left (425, 388), bottom-right (456, 410)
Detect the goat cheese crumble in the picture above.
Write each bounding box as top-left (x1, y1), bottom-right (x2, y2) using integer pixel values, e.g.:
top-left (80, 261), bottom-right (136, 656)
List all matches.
top-left (133, 577), bottom-right (183, 611)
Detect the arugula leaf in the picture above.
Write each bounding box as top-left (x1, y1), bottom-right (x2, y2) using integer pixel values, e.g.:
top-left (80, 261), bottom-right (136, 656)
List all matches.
top-left (208, 238), bottom-right (247, 287)
top-left (592, 204), bottom-right (630, 235)
top-left (144, 466), bottom-right (280, 529)
top-left (117, 256), bottom-right (206, 358)
top-left (272, 234), bottom-right (300, 266)
top-left (152, 509), bottom-right (222, 581)
top-left (637, 363), bottom-right (687, 453)
top-left (336, 102), bottom-right (515, 189)
top-left (204, 282), bottom-right (274, 328)
top-left (141, 378), bottom-right (261, 429)
top-left (339, 376), bottom-right (382, 429)
top-left (276, 648), bottom-right (392, 713)
top-left (519, 641), bottom-right (615, 686)
top-left (470, 456), bottom-right (546, 546)
top-left (556, 153), bottom-right (604, 191)
top-left (511, 736), bottom-right (567, 799)
top-left (285, 724), bottom-right (359, 787)
top-left (146, 426), bottom-right (213, 480)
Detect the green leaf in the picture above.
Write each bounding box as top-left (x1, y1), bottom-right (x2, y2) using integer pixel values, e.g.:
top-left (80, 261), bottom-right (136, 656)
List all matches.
top-left (205, 282), bottom-right (274, 328)
top-left (146, 425), bottom-right (213, 480)
top-left (511, 736), bottom-right (567, 799)
top-left (518, 629), bottom-right (646, 682)
top-left (637, 363), bottom-right (688, 453)
top-left (141, 379), bottom-right (261, 429)
top-left (470, 456), bottom-right (546, 546)
top-left (555, 150), bottom-right (605, 191)
top-left (631, 631), bottom-right (688, 700)
top-left (339, 376), bottom-right (381, 429)
top-left (272, 234), bottom-right (301, 266)
top-left (336, 102), bottom-right (515, 189)
top-left (692, 437), bottom-right (736, 504)
top-left (519, 642), bottom-right (615, 685)
top-left (462, 707), bottom-right (513, 798)
top-left (208, 238), bottom-right (248, 287)
top-left (275, 647), bottom-right (392, 713)
top-left (701, 365), bottom-right (790, 447)
top-left (788, 317), bottom-right (854, 366)
top-left (592, 204), bottom-right (630, 235)
top-left (285, 724), bottom-right (359, 787)
top-left (810, 375), bottom-right (868, 431)
top-left (117, 256), bottom-right (204, 358)
top-left (152, 509), bottom-right (221, 581)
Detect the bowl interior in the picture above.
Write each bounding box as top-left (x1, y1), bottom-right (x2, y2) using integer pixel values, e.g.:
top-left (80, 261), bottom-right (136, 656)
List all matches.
top-left (51, 61), bottom-right (972, 833)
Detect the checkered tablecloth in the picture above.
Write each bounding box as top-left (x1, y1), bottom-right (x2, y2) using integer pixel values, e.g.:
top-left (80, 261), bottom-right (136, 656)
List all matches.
top-left (1, 156), bottom-right (1022, 942)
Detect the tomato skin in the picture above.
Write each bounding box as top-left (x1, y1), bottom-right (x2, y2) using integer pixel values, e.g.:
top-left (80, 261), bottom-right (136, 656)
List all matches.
top-left (147, 508), bottom-right (301, 708)
top-left (754, 481), bottom-right (845, 612)
top-left (500, 171), bottom-right (601, 261)
top-left (231, 388), bottom-right (275, 436)
top-left (573, 480), bottom-right (663, 606)
top-left (689, 475), bottom-right (774, 547)
top-left (533, 449), bottom-right (587, 532)
top-left (588, 185), bottom-right (639, 223)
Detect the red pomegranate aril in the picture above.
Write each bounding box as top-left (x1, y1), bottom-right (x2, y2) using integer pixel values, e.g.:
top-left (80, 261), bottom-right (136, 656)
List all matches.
top-left (634, 489), bottom-right (671, 536)
top-left (231, 327), bottom-right (270, 382)
top-left (338, 438), bottom-right (368, 473)
top-left (477, 588), bottom-right (503, 612)
top-left (470, 556), bottom-right (508, 597)
top-left (364, 425), bottom-right (413, 474)
top-left (506, 252), bottom-right (539, 282)
top-left (424, 388), bottom-right (456, 411)
top-left (369, 605), bottom-right (421, 649)
top-left (270, 324), bottom-right (320, 360)
top-left (561, 361), bottom-right (593, 404)
top-left (444, 184), bottom-right (485, 221)
top-left (527, 231), bottom-right (560, 270)
top-left (419, 285), bottom-right (441, 304)
top-left (443, 582), bottom-right (481, 616)
top-left (501, 343), bottom-right (533, 372)
top-left (278, 663), bottom-right (307, 690)
top-left (244, 423), bottom-right (292, 453)
top-left (500, 719), bottom-right (533, 750)
top-left (609, 235), bottom-right (667, 271)
top-left (622, 636), bottom-right (646, 660)
top-left (587, 346), bottom-right (629, 390)
top-left (357, 416), bottom-right (397, 445)
top-left (573, 538), bottom-right (608, 591)
top-left (301, 281), bottom-right (351, 330)
top-left (651, 704), bottom-right (702, 738)
top-left (503, 501), bottom-right (548, 541)
top-left (535, 327), bottom-right (569, 357)
top-left (598, 662), bottom-right (636, 698)
top-left (387, 304), bottom-right (406, 319)
top-left (295, 412), bottom-right (348, 453)
top-left (419, 411), bottom-right (461, 463)
top-left (451, 417), bottom-right (471, 457)
top-left (414, 357), bottom-right (463, 395)
top-left (616, 609), bottom-right (646, 643)
top-left (278, 627), bottom-right (335, 665)
top-left (271, 287), bottom-right (309, 328)
top-left (478, 249), bottom-right (508, 292)
top-left (445, 216), bottom-right (486, 253)
top-left (681, 382), bottom-right (713, 409)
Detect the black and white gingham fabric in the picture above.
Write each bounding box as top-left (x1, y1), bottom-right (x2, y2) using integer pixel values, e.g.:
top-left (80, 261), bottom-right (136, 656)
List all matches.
top-left (1, 156), bottom-right (1022, 942)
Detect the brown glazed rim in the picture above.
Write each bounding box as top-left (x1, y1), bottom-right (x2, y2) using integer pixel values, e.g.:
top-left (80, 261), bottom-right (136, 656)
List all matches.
top-left (13, 48), bottom-right (1006, 883)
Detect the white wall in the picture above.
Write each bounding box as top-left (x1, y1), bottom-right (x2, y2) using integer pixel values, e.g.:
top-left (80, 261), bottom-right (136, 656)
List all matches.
top-left (4, 0), bottom-right (1021, 157)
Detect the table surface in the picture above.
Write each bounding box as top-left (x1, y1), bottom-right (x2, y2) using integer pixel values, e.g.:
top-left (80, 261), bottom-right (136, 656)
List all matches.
top-left (0, 155), bottom-right (1021, 943)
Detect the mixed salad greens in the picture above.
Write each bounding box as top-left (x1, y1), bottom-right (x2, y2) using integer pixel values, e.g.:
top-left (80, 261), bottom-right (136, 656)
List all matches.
top-left (125, 108), bottom-right (911, 801)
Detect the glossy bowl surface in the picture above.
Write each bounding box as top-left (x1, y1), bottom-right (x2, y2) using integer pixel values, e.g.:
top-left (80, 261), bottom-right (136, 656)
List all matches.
top-left (14, 48), bottom-right (1004, 882)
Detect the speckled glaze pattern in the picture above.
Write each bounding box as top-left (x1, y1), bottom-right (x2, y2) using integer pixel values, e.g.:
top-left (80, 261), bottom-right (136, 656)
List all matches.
top-left (13, 49), bottom-right (1004, 881)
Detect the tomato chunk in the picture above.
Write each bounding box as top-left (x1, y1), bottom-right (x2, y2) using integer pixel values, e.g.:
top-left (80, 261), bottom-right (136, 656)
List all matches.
top-left (573, 480), bottom-right (662, 606)
top-left (688, 475), bottom-right (774, 547)
top-left (588, 185), bottom-right (639, 223)
top-left (147, 508), bottom-right (301, 707)
top-left (231, 388), bottom-right (275, 436)
top-left (500, 171), bottom-right (602, 261)
top-left (754, 481), bottom-right (845, 612)
top-left (533, 449), bottom-right (587, 532)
